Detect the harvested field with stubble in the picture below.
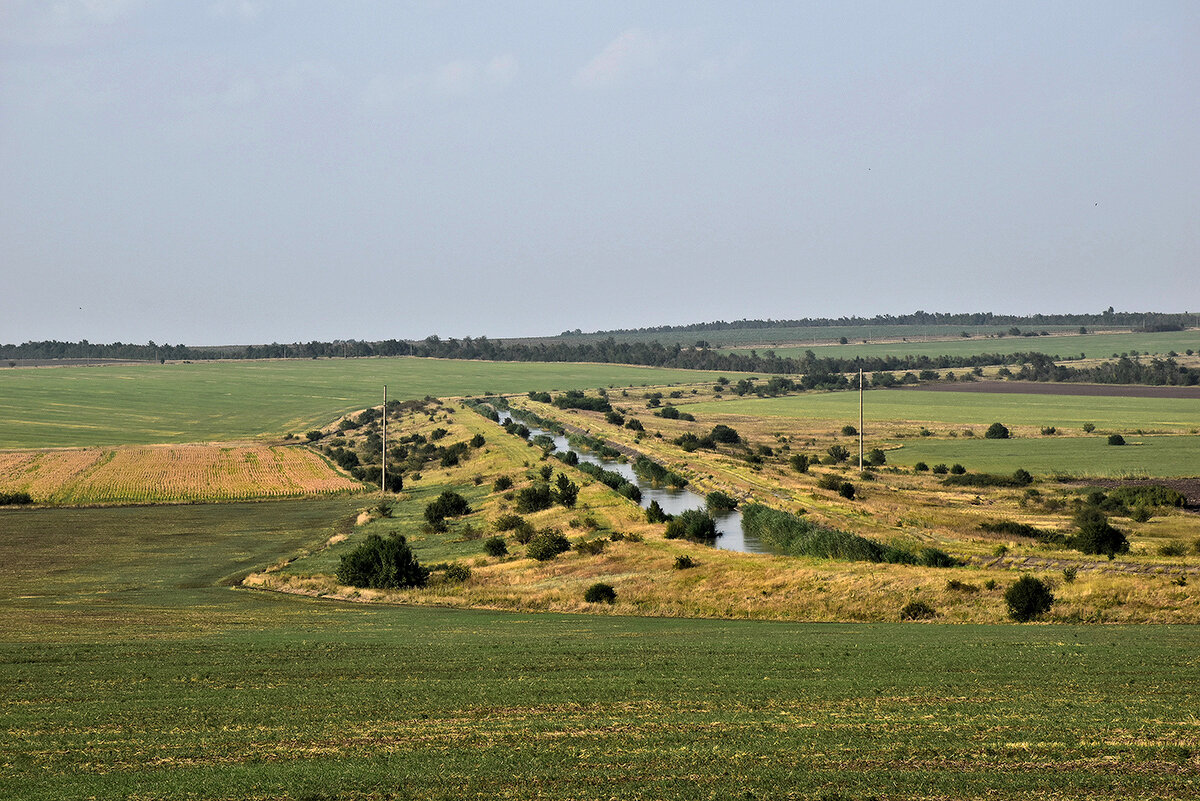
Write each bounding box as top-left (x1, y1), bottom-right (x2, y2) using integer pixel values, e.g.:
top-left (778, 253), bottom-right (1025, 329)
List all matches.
top-left (0, 444), bottom-right (360, 504)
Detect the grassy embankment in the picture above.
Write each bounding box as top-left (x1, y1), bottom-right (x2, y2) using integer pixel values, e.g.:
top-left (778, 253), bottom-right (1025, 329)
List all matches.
top-left (3, 498), bottom-right (1200, 800)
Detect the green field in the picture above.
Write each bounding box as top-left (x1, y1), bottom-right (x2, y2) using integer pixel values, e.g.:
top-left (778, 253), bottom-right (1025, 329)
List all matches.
top-left (688, 389), bottom-right (1200, 433)
top-left (3, 501), bottom-right (1200, 800)
top-left (884, 434), bottom-right (1200, 478)
top-left (0, 358), bottom-right (729, 448)
top-left (516, 323), bottom-right (1087, 348)
top-left (732, 330), bottom-right (1200, 361)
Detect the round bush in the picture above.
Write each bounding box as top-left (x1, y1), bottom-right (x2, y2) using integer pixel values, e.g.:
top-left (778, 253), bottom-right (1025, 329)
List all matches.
top-left (674, 555), bottom-right (696, 570)
top-left (1107, 433), bottom-right (1126, 446)
top-left (584, 582), bottom-right (617, 604)
top-left (949, 463), bottom-right (966, 475)
top-left (1004, 575), bottom-right (1054, 622)
top-left (899, 601), bottom-right (937, 621)
top-left (913, 462), bottom-right (929, 472)
top-left (526, 530), bottom-right (571, 561)
top-left (441, 563), bottom-right (471, 583)
top-left (483, 536), bottom-right (508, 557)
top-left (985, 422), bottom-right (1010, 440)
top-left (838, 482), bottom-right (856, 500)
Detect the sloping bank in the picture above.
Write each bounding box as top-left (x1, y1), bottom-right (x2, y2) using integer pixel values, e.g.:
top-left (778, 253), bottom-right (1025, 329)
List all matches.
top-left (740, 503), bottom-right (958, 567)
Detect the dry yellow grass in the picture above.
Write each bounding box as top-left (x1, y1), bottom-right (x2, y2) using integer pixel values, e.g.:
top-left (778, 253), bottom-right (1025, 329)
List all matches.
top-left (0, 444), bottom-right (359, 504)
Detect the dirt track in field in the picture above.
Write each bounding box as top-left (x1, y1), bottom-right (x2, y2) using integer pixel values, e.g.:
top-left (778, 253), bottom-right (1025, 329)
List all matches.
top-left (898, 380), bottom-right (1200, 399)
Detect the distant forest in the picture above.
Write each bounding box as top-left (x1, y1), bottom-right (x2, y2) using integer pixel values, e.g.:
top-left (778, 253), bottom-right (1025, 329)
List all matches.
top-left (3, 311), bottom-right (1196, 386)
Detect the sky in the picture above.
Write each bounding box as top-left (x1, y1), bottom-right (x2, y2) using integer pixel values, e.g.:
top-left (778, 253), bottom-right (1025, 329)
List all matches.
top-left (2, 1), bottom-right (1197, 345)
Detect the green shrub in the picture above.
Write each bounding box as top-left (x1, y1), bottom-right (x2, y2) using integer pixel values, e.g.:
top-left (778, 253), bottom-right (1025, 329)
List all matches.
top-left (790, 453), bottom-right (810, 473)
top-left (945, 579), bottom-right (979, 593)
top-left (494, 513), bottom-right (525, 531)
top-left (515, 483), bottom-right (554, 513)
top-left (527, 530), bottom-right (571, 561)
top-left (1062, 566), bottom-right (1077, 583)
top-left (710, 424), bottom-right (741, 444)
top-left (866, 448), bottom-right (886, 466)
top-left (1107, 433), bottom-right (1126, 446)
top-left (826, 444), bottom-right (850, 463)
top-left (949, 463), bottom-right (966, 475)
top-left (511, 520), bottom-right (536, 544)
top-left (913, 462), bottom-right (929, 472)
top-left (575, 538), bottom-right (607, 556)
top-left (841, 425), bottom-right (858, 436)
top-left (645, 500), bottom-right (671, 524)
top-left (584, 582), bottom-right (616, 604)
top-left (705, 490), bottom-right (739, 513)
top-left (837, 482), bottom-right (856, 500)
top-left (424, 491), bottom-right (471, 525)
top-left (931, 463), bottom-right (949, 475)
top-left (483, 536), bottom-right (508, 557)
top-left (0, 491), bottom-right (34, 505)
top-left (1082, 423), bottom-right (1096, 433)
top-left (1071, 507), bottom-right (1129, 558)
top-left (985, 422), bottom-right (1010, 439)
top-left (441, 563), bottom-right (471, 583)
top-left (674, 555), bottom-right (696, 570)
top-left (816, 473), bottom-right (844, 491)
top-left (664, 509), bottom-right (718, 542)
top-left (1158, 542), bottom-right (1186, 557)
top-left (336, 533), bottom-right (429, 589)
top-left (1005, 575), bottom-right (1054, 621)
top-left (899, 601), bottom-right (937, 621)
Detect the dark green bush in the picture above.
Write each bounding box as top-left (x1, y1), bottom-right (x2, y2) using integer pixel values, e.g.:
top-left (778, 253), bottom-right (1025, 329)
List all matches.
top-left (1108, 433), bottom-right (1126, 446)
top-left (575, 538), bottom-right (607, 556)
top-left (584, 582), bottom-right (616, 604)
top-left (664, 509), bottom-right (718, 542)
top-left (826, 445), bottom-right (850, 463)
top-left (913, 462), bottom-right (929, 472)
top-left (866, 448), bottom-right (886, 466)
top-left (945, 579), bottom-right (979, 593)
top-left (985, 422), bottom-right (1010, 439)
top-left (441, 563), bottom-right (471, 583)
top-left (515, 483), bottom-right (554, 513)
top-left (899, 601), bottom-right (937, 621)
top-left (494, 513), bottom-right (525, 531)
top-left (705, 490), bottom-right (739, 513)
top-left (931, 463), bottom-right (949, 475)
top-left (674, 555), bottom-right (696, 570)
top-left (511, 520), bottom-right (536, 544)
top-left (0, 491), bottom-right (34, 505)
top-left (949, 463), bottom-right (966, 475)
top-left (816, 473), bottom-right (844, 491)
top-left (1005, 575), bottom-right (1054, 621)
top-left (1071, 507), bottom-right (1129, 558)
top-left (790, 453), bottom-right (810, 473)
top-left (710, 424), bottom-right (741, 444)
top-left (483, 536), bottom-right (508, 557)
top-left (837, 482), bottom-right (856, 500)
top-left (841, 425), bottom-right (857, 436)
top-left (645, 500), bottom-right (671, 524)
top-left (493, 475), bottom-right (513, 492)
top-left (527, 530), bottom-right (571, 561)
top-left (424, 491), bottom-right (471, 525)
top-left (336, 533), bottom-right (429, 589)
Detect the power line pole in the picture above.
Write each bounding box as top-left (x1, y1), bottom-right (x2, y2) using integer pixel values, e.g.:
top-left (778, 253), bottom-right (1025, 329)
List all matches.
top-left (381, 384), bottom-right (387, 494)
top-left (858, 368), bottom-right (864, 471)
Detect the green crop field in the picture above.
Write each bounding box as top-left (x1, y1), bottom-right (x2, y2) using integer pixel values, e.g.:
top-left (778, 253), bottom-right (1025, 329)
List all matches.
top-left (726, 330), bottom-right (1200, 362)
top-left (884, 434), bottom-right (1200, 478)
top-left (3, 501), bottom-right (1200, 800)
top-left (515, 323), bottom-right (1087, 348)
top-left (0, 358), bottom-right (729, 448)
top-left (689, 389), bottom-right (1200, 433)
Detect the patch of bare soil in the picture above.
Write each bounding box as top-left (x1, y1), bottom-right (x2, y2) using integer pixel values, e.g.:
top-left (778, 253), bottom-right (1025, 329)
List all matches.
top-left (898, 380), bottom-right (1200, 399)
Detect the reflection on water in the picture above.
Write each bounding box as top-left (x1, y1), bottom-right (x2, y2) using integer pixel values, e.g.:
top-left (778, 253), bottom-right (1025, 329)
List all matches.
top-left (495, 411), bottom-right (764, 554)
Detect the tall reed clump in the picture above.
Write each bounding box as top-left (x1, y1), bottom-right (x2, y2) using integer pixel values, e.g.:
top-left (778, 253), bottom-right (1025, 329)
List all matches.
top-left (741, 503), bottom-right (957, 567)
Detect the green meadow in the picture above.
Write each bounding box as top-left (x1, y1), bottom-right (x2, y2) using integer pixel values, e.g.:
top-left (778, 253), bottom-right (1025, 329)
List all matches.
top-left (689, 389), bottom-right (1200, 433)
top-left (884, 434), bottom-right (1200, 478)
top-left (735, 330), bottom-right (1200, 361)
top-left (3, 501), bottom-right (1200, 800)
top-left (0, 358), bottom-right (728, 448)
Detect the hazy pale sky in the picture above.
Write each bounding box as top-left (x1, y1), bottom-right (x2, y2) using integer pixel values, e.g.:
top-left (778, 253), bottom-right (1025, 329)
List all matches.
top-left (2, 1), bottom-right (1197, 345)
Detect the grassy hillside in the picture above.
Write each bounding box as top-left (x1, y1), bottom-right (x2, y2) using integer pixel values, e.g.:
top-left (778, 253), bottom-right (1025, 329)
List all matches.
top-left (0, 358), bottom-right (727, 448)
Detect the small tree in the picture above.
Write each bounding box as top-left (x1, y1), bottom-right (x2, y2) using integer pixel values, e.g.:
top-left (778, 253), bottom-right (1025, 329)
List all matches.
top-left (789, 453), bottom-right (810, 473)
top-left (826, 444), bottom-right (850, 463)
top-left (985, 422), bottom-right (1010, 439)
top-left (710, 424), bottom-right (741, 444)
top-left (553, 473), bottom-right (579, 508)
top-left (866, 448), bottom-right (886, 466)
top-left (424, 491), bottom-right (471, 525)
top-left (1082, 423), bottom-right (1096, 433)
top-left (1005, 575), bottom-right (1054, 621)
top-left (483, 536), bottom-right (508, 557)
top-left (527, 530), bottom-right (571, 561)
top-left (1072, 507), bottom-right (1129, 558)
top-left (664, 509), bottom-right (718, 542)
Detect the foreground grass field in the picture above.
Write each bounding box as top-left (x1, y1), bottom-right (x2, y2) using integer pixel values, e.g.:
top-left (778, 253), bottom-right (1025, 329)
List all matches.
top-left (3, 501), bottom-right (1200, 800)
top-left (0, 358), bottom-right (731, 448)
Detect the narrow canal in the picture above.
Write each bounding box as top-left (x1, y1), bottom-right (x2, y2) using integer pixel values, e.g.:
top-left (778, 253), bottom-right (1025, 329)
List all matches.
top-left (495, 410), bottom-right (764, 553)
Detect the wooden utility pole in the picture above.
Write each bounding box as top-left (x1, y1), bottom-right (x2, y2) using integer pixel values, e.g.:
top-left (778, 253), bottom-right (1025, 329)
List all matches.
top-left (381, 384), bottom-right (387, 493)
top-left (858, 368), bottom-right (864, 471)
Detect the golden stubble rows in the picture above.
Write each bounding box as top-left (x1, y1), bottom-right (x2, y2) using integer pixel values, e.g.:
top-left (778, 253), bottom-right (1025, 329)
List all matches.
top-left (0, 444), bottom-right (358, 503)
